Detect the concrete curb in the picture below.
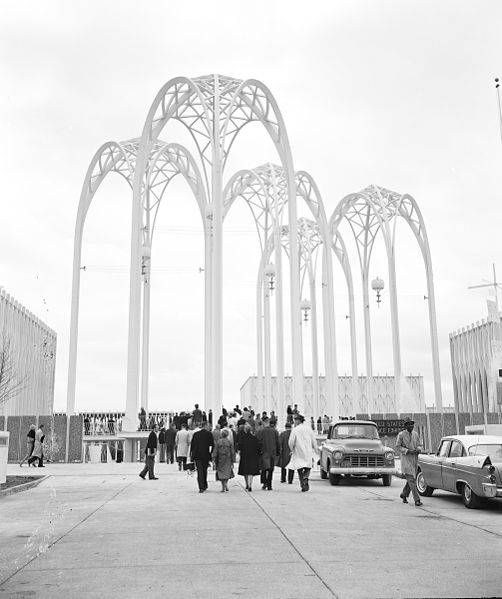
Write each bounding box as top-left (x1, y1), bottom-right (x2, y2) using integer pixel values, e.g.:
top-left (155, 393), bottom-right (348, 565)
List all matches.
top-left (0, 475), bottom-right (49, 499)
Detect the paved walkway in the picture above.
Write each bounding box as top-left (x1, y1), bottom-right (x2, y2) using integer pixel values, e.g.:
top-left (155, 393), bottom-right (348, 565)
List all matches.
top-left (1, 462), bottom-right (502, 598)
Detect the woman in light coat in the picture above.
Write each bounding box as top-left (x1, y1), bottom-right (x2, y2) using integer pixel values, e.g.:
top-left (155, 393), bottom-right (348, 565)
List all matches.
top-left (288, 414), bottom-right (319, 492)
top-left (213, 429), bottom-right (235, 492)
top-left (27, 425), bottom-right (45, 468)
top-left (175, 424), bottom-right (191, 471)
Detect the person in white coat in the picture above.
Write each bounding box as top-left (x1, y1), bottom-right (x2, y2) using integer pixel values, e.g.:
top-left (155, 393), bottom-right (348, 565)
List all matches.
top-left (288, 414), bottom-right (319, 492)
top-left (175, 424), bottom-right (191, 471)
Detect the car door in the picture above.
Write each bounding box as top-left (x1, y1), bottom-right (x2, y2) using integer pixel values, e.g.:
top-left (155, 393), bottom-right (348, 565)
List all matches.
top-left (441, 440), bottom-right (466, 492)
top-left (425, 440), bottom-right (451, 489)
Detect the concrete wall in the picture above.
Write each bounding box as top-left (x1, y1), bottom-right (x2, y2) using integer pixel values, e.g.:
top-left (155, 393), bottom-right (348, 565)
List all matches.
top-left (0, 290), bottom-right (57, 417)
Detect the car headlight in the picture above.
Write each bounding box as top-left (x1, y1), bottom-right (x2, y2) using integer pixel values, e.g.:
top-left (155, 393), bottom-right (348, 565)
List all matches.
top-left (333, 450), bottom-right (343, 461)
top-left (488, 464), bottom-right (496, 474)
top-left (490, 474), bottom-right (496, 484)
top-left (385, 451), bottom-right (394, 461)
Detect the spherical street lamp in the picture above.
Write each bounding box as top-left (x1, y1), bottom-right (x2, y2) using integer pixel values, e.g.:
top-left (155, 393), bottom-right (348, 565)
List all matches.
top-left (371, 277), bottom-right (384, 306)
top-left (300, 298), bottom-right (312, 322)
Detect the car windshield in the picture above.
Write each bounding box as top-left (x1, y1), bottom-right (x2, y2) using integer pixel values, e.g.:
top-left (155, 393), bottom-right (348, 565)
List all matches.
top-left (468, 444), bottom-right (502, 461)
top-left (333, 425), bottom-right (378, 440)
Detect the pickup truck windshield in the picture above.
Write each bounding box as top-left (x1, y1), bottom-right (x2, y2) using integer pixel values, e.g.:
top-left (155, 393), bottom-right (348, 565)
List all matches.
top-left (332, 425), bottom-right (379, 440)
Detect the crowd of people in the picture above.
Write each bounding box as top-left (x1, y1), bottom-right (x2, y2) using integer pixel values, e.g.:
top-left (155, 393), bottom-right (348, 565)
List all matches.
top-left (139, 404), bottom-right (320, 493)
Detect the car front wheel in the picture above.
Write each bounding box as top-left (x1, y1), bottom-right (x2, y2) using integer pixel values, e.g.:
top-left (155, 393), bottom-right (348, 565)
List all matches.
top-left (320, 466), bottom-right (327, 479)
top-left (328, 463), bottom-right (341, 486)
top-left (416, 470), bottom-right (435, 497)
top-left (382, 474), bottom-right (392, 486)
top-left (461, 483), bottom-right (483, 509)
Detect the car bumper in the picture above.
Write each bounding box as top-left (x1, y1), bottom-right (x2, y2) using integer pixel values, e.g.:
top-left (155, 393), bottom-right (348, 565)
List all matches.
top-left (482, 483), bottom-right (502, 498)
top-left (329, 467), bottom-right (397, 475)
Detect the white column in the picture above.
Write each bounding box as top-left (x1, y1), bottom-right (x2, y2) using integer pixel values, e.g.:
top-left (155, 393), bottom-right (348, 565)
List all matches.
top-left (264, 285), bottom-right (272, 414)
top-left (285, 169), bottom-right (303, 412)
top-left (309, 268), bottom-right (320, 422)
top-left (256, 268), bottom-right (264, 413)
top-left (140, 256), bottom-right (151, 412)
top-left (204, 219), bottom-right (213, 415)
top-left (125, 147), bottom-right (148, 431)
top-left (274, 229), bottom-right (285, 425)
top-left (362, 266), bottom-right (374, 416)
top-left (211, 74), bottom-right (223, 420)
top-left (386, 241), bottom-right (402, 413)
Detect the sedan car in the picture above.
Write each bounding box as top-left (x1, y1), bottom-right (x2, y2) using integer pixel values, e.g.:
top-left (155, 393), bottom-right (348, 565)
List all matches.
top-left (417, 435), bottom-right (502, 508)
top-left (319, 420), bottom-right (396, 486)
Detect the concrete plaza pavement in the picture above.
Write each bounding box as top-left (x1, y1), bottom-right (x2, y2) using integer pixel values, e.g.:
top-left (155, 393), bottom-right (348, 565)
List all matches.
top-left (1, 462), bottom-right (502, 599)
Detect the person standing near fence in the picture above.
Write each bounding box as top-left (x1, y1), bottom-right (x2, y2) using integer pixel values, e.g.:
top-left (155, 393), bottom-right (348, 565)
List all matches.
top-left (139, 423), bottom-right (159, 480)
top-left (395, 417), bottom-right (423, 507)
top-left (19, 424), bottom-right (36, 467)
top-left (158, 425), bottom-right (167, 462)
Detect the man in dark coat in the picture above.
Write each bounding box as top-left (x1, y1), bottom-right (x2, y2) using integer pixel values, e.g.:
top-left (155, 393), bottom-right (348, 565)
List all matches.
top-left (278, 422), bottom-right (294, 483)
top-left (139, 424), bottom-right (159, 480)
top-left (158, 425), bottom-right (167, 462)
top-left (165, 424), bottom-right (177, 464)
top-left (192, 403), bottom-right (203, 427)
top-left (190, 421), bottom-right (214, 492)
top-left (256, 417), bottom-right (280, 490)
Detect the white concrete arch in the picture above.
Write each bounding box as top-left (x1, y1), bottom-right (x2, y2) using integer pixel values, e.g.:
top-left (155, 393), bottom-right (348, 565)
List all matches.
top-left (67, 139), bottom-right (207, 415)
top-left (330, 184), bottom-right (442, 414)
top-left (127, 75), bottom-right (302, 423)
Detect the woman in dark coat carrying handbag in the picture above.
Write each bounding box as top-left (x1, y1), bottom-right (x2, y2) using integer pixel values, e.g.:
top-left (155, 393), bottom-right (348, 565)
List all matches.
top-left (237, 423), bottom-right (261, 491)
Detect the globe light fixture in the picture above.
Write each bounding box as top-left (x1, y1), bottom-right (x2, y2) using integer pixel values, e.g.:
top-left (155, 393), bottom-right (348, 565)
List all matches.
top-left (371, 277), bottom-right (384, 306)
top-left (300, 298), bottom-right (312, 322)
top-left (264, 263), bottom-right (276, 292)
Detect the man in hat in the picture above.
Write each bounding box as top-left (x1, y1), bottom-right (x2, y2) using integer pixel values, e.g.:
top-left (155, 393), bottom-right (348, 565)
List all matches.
top-left (288, 413), bottom-right (319, 492)
top-left (395, 417), bottom-right (423, 506)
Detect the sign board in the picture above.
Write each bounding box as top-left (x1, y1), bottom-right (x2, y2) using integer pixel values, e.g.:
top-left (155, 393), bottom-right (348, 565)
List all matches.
top-left (372, 419), bottom-right (404, 436)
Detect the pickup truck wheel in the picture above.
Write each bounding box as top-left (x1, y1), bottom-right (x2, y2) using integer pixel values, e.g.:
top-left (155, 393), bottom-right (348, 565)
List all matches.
top-left (382, 474), bottom-right (392, 486)
top-left (416, 470), bottom-right (435, 497)
top-left (320, 466), bottom-right (327, 479)
top-left (461, 483), bottom-right (483, 509)
top-left (329, 470), bottom-right (341, 486)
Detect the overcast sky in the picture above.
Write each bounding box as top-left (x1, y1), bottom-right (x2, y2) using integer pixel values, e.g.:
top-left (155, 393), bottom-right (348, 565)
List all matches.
top-left (1, 0), bottom-right (502, 415)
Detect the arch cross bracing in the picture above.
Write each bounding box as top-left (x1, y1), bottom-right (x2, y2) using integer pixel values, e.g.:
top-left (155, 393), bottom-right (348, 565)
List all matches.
top-left (330, 184), bottom-right (443, 414)
top-left (67, 138), bottom-right (207, 414)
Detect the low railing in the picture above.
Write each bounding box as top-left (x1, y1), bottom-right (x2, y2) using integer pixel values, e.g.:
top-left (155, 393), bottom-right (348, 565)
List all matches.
top-left (80, 411), bottom-right (172, 436)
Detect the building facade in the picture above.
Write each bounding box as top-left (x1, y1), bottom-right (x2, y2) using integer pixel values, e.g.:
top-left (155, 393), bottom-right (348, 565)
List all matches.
top-left (450, 300), bottom-right (502, 415)
top-left (240, 375), bottom-right (425, 419)
top-left (0, 289), bottom-right (56, 416)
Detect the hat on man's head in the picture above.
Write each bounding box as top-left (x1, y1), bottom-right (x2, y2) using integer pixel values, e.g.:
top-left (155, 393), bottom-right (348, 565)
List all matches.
top-left (403, 417), bottom-right (414, 426)
top-left (293, 413), bottom-right (305, 422)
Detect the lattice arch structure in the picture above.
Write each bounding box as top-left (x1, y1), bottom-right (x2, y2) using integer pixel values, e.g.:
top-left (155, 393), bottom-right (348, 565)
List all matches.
top-left (69, 75), bottom-right (305, 428)
top-left (330, 184), bottom-right (443, 414)
top-left (223, 163), bottom-right (362, 418)
top-left (123, 75), bottom-right (304, 427)
top-left (67, 138), bottom-right (207, 414)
